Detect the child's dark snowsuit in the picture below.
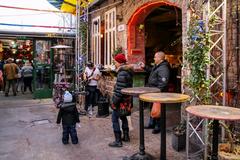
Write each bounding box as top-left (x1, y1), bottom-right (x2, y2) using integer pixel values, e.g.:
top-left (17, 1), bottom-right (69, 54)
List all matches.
top-left (56, 103), bottom-right (80, 144)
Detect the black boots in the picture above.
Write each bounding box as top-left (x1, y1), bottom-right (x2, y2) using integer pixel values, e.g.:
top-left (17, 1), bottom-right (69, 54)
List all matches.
top-left (152, 127), bottom-right (161, 134)
top-left (109, 132), bottom-right (122, 147)
top-left (152, 118), bottom-right (161, 134)
top-left (122, 130), bottom-right (130, 142)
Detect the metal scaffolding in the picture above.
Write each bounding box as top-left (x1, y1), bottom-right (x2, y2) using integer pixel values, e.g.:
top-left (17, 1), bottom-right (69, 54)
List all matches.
top-left (206, 0), bottom-right (227, 106)
top-left (186, 0), bottom-right (227, 159)
top-left (75, 0), bottom-right (89, 92)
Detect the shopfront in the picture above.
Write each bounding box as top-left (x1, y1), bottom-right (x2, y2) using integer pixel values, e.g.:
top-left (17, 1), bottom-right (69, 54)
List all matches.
top-left (0, 31), bottom-right (75, 99)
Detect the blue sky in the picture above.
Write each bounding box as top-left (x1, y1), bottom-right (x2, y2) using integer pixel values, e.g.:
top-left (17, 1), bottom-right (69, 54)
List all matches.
top-left (0, 0), bottom-right (75, 33)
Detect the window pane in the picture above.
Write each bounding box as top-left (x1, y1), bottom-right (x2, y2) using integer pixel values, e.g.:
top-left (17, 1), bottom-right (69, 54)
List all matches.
top-left (113, 11), bottom-right (115, 27)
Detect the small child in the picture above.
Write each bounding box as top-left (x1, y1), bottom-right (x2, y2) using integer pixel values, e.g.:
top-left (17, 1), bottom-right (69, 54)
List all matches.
top-left (56, 103), bottom-right (80, 144)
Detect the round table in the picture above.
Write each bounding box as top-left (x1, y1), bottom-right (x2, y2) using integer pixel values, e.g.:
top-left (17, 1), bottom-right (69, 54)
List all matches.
top-left (139, 93), bottom-right (190, 160)
top-left (186, 105), bottom-right (240, 160)
top-left (121, 87), bottom-right (160, 160)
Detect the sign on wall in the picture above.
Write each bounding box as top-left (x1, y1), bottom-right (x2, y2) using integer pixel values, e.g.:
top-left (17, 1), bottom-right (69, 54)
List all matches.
top-left (118, 24), bottom-right (125, 32)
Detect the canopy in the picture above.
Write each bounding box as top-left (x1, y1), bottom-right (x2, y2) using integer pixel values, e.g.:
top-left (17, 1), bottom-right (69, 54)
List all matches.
top-left (47, 0), bottom-right (94, 14)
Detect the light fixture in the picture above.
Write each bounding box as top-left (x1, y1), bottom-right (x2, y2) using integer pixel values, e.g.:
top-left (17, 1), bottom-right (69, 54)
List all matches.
top-left (116, 14), bottom-right (123, 21)
top-left (51, 45), bottom-right (72, 49)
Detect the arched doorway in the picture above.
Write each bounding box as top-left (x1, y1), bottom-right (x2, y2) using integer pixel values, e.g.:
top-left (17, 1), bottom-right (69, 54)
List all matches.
top-left (127, 1), bottom-right (182, 93)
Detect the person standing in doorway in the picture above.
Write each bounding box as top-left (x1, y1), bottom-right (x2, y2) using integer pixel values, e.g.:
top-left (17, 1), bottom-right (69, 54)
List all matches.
top-left (109, 53), bottom-right (133, 148)
top-left (139, 51), bottom-right (170, 134)
top-left (21, 61), bottom-right (33, 94)
top-left (3, 58), bottom-right (19, 96)
top-left (84, 62), bottom-right (101, 116)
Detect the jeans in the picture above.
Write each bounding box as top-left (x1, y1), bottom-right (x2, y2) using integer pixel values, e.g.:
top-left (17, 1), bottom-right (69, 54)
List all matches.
top-left (85, 85), bottom-right (97, 111)
top-left (112, 110), bottom-right (129, 133)
top-left (147, 116), bottom-right (160, 130)
top-left (62, 124), bottom-right (78, 144)
top-left (5, 79), bottom-right (17, 95)
top-left (23, 77), bottom-right (33, 93)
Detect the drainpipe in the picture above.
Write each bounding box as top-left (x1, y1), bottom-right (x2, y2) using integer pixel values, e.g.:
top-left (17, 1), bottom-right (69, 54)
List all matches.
top-left (236, 0), bottom-right (239, 106)
top-left (237, 0), bottom-right (239, 83)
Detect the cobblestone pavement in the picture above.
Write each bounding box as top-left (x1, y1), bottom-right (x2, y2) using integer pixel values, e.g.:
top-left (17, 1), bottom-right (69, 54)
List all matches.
top-left (0, 92), bottom-right (186, 160)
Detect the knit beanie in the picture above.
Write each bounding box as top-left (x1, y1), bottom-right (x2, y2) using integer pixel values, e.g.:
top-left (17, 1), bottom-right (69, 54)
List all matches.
top-left (114, 53), bottom-right (126, 63)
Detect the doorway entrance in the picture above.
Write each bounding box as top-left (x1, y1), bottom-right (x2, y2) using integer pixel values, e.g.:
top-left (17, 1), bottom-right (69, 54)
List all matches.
top-left (127, 2), bottom-right (183, 127)
top-left (33, 40), bottom-right (53, 99)
top-left (144, 5), bottom-right (182, 92)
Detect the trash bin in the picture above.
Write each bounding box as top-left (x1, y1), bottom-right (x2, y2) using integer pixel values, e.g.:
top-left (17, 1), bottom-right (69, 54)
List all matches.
top-left (97, 95), bottom-right (109, 117)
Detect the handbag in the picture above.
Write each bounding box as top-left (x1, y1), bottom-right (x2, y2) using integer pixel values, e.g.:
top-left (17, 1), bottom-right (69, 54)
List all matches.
top-left (15, 73), bottom-right (21, 79)
top-left (118, 96), bottom-right (132, 116)
top-left (111, 96), bottom-right (132, 116)
top-left (150, 102), bottom-right (161, 118)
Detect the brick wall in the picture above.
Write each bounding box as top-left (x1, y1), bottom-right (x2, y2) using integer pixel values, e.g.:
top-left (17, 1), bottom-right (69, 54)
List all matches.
top-left (226, 0), bottom-right (239, 90)
top-left (89, 0), bottom-right (187, 95)
top-left (226, 0), bottom-right (240, 132)
top-left (90, 0), bottom-right (239, 105)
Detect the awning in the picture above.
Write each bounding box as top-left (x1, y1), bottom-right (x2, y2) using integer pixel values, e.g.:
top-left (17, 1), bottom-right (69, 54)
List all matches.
top-left (47, 0), bottom-right (95, 14)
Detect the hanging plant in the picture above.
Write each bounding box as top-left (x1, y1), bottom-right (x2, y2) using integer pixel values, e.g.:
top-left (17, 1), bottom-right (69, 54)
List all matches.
top-left (185, 15), bottom-right (211, 104)
top-left (113, 46), bottom-right (123, 57)
top-left (79, 21), bottom-right (88, 55)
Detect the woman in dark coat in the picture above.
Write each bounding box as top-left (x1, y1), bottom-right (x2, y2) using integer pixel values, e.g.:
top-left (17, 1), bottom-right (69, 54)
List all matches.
top-left (109, 53), bottom-right (133, 148)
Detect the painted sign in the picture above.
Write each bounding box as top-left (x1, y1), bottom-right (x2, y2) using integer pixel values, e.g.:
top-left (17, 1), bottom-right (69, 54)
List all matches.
top-left (118, 24), bottom-right (125, 32)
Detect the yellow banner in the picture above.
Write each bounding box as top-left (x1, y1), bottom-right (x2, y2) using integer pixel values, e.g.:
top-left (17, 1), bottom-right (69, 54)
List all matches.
top-left (60, 0), bottom-right (94, 14)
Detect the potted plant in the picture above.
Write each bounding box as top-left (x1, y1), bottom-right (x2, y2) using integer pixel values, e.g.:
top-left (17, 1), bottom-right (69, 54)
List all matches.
top-left (218, 122), bottom-right (240, 160)
top-left (172, 121), bottom-right (186, 151)
top-left (113, 46), bottom-right (123, 57)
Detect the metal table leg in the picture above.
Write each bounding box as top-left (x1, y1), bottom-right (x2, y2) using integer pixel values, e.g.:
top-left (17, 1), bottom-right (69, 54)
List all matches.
top-left (160, 103), bottom-right (166, 160)
top-left (211, 120), bottom-right (219, 160)
top-left (123, 101), bottom-right (153, 160)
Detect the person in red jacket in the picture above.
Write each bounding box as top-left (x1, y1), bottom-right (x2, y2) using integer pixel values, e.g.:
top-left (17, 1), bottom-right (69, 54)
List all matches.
top-left (109, 54), bottom-right (133, 148)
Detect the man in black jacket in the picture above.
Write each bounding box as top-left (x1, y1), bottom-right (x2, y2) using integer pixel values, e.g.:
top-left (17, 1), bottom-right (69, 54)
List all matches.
top-left (140, 51), bottom-right (170, 134)
top-left (109, 53), bottom-right (133, 148)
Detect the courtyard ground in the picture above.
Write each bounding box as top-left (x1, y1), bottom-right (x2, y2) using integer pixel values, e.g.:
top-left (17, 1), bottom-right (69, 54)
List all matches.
top-left (0, 92), bottom-right (186, 160)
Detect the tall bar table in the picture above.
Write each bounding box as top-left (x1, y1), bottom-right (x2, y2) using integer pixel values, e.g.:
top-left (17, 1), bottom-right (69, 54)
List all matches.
top-left (121, 87), bottom-right (160, 160)
top-left (186, 105), bottom-right (240, 160)
top-left (139, 93), bottom-right (190, 160)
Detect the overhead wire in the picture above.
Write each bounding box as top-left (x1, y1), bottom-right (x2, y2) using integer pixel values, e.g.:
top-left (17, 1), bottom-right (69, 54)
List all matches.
top-left (0, 22), bottom-right (75, 29)
top-left (0, 4), bottom-right (69, 13)
top-left (0, 12), bottom-right (53, 17)
top-left (0, 4), bottom-right (74, 30)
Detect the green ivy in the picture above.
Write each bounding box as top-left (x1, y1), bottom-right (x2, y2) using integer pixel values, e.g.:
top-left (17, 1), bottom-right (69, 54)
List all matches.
top-left (185, 17), bottom-right (211, 104)
top-left (79, 21), bottom-right (88, 55)
top-left (113, 47), bottom-right (123, 57)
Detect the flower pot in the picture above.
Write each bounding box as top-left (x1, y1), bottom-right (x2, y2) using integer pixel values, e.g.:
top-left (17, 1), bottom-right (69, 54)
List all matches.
top-left (172, 132), bottom-right (186, 152)
top-left (218, 143), bottom-right (240, 160)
